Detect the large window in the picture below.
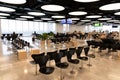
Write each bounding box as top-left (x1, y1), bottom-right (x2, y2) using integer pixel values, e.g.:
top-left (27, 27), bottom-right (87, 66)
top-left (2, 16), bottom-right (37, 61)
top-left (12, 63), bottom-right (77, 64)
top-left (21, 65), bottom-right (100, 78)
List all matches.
top-left (1, 19), bottom-right (56, 36)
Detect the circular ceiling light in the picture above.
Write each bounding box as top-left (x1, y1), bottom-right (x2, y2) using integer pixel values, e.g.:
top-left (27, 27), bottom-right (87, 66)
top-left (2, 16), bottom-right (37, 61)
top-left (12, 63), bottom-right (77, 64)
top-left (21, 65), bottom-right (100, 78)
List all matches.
top-left (74, 0), bottom-right (99, 3)
top-left (98, 18), bottom-right (112, 20)
top-left (56, 20), bottom-right (62, 21)
top-left (99, 3), bottom-right (120, 11)
top-left (114, 12), bottom-right (120, 15)
top-left (0, 6), bottom-right (15, 12)
top-left (20, 16), bottom-right (34, 19)
top-left (16, 18), bottom-right (27, 20)
top-left (41, 18), bottom-right (52, 20)
top-left (28, 12), bottom-right (45, 16)
top-left (48, 21), bottom-right (55, 23)
top-left (0, 0), bottom-right (26, 4)
top-left (0, 13), bottom-right (10, 16)
top-left (86, 15), bottom-right (102, 18)
top-left (69, 11), bottom-right (87, 16)
top-left (41, 5), bottom-right (65, 11)
top-left (81, 19), bottom-right (91, 22)
top-left (0, 16), bottom-right (7, 18)
top-left (52, 16), bottom-right (65, 18)
top-left (70, 18), bottom-right (80, 20)
top-left (34, 20), bottom-right (42, 22)
top-left (107, 20), bottom-right (119, 22)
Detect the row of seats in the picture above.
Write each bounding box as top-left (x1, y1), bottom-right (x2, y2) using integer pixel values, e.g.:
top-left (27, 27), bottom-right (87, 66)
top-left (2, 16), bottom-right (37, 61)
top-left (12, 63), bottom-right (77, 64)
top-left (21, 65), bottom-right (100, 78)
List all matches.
top-left (12, 38), bottom-right (30, 49)
top-left (31, 46), bottom-right (95, 77)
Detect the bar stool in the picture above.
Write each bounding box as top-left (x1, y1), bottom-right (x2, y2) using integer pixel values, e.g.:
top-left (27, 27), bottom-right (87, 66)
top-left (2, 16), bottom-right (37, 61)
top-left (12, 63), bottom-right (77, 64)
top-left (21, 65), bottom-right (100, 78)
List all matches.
top-left (76, 46), bottom-right (88, 69)
top-left (66, 47), bottom-right (79, 74)
top-left (54, 52), bottom-right (69, 80)
top-left (84, 46), bottom-right (95, 67)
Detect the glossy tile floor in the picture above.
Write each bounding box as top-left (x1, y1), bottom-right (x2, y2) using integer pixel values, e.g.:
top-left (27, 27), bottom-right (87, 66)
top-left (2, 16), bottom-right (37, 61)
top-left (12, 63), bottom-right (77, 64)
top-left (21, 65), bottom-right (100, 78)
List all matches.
top-left (0, 37), bottom-right (120, 80)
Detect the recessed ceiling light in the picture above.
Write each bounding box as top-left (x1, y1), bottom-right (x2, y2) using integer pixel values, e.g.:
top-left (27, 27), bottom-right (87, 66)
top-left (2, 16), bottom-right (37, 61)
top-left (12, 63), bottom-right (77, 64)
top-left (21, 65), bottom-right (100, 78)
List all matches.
top-left (99, 3), bottom-right (120, 11)
top-left (0, 13), bottom-right (10, 16)
top-left (16, 18), bottom-right (27, 20)
top-left (107, 20), bottom-right (119, 22)
top-left (56, 20), bottom-right (62, 21)
top-left (52, 16), bottom-right (65, 18)
top-left (20, 16), bottom-right (34, 19)
top-left (70, 18), bottom-right (80, 20)
top-left (28, 12), bottom-right (45, 16)
top-left (0, 16), bottom-right (7, 18)
top-left (41, 4), bottom-right (65, 11)
top-left (41, 18), bottom-right (52, 20)
top-left (0, 6), bottom-right (15, 12)
top-left (86, 15), bottom-right (102, 18)
top-left (48, 21), bottom-right (55, 23)
top-left (114, 12), bottom-right (120, 15)
top-left (34, 20), bottom-right (42, 22)
top-left (98, 18), bottom-right (112, 20)
top-left (0, 0), bottom-right (26, 4)
top-left (81, 19), bottom-right (91, 22)
top-left (74, 0), bottom-right (99, 3)
top-left (69, 11), bottom-right (87, 16)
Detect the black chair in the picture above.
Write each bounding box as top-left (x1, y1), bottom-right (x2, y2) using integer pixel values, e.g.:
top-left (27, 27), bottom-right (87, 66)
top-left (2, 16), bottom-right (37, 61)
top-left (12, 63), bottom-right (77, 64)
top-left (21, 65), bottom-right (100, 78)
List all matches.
top-left (59, 49), bottom-right (68, 57)
top-left (54, 52), bottom-right (69, 80)
top-left (66, 48), bottom-right (79, 74)
top-left (76, 46), bottom-right (88, 69)
top-left (47, 50), bottom-right (57, 66)
top-left (31, 53), bottom-right (45, 75)
top-left (32, 54), bottom-right (54, 75)
top-left (84, 46), bottom-right (95, 66)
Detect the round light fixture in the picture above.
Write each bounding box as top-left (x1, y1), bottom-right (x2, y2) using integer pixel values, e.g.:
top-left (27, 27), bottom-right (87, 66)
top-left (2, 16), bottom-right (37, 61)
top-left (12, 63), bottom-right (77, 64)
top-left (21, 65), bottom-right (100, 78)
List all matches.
top-left (114, 12), bottom-right (120, 15)
top-left (0, 13), bottom-right (10, 16)
top-left (34, 20), bottom-right (42, 22)
top-left (0, 0), bottom-right (26, 4)
top-left (99, 3), bottom-right (120, 11)
top-left (28, 12), bottom-right (45, 16)
top-left (69, 11), bottom-right (87, 16)
top-left (98, 18), bottom-right (112, 21)
top-left (56, 20), bottom-right (62, 21)
top-left (20, 16), bottom-right (34, 19)
top-left (81, 19), bottom-right (91, 22)
top-left (0, 6), bottom-right (15, 12)
top-left (74, 0), bottom-right (99, 3)
top-left (107, 20), bottom-right (119, 22)
top-left (41, 18), bottom-right (52, 20)
top-left (48, 21), bottom-right (55, 23)
top-left (70, 18), bottom-right (80, 20)
top-left (0, 16), bottom-right (7, 18)
top-left (16, 18), bottom-right (27, 20)
top-left (86, 15), bottom-right (102, 18)
top-left (52, 16), bottom-right (65, 18)
top-left (41, 4), bottom-right (65, 11)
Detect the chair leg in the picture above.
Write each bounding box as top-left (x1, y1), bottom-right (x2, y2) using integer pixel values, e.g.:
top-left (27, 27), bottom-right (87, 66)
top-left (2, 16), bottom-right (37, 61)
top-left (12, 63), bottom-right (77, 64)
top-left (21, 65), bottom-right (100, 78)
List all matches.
top-left (35, 64), bottom-right (37, 75)
top-left (60, 69), bottom-right (64, 80)
top-left (70, 65), bottom-right (75, 74)
top-left (87, 57), bottom-right (92, 67)
top-left (79, 60), bottom-right (83, 69)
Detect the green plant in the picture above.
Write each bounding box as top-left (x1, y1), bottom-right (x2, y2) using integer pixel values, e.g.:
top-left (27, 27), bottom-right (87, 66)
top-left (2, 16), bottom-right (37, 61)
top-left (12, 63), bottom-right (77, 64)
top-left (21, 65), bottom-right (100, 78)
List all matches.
top-left (37, 32), bottom-right (54, 40)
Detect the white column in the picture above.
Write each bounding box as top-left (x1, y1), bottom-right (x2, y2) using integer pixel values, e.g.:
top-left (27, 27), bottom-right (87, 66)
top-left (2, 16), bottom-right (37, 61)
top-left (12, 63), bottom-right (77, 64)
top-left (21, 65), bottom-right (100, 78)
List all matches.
top-left (0, 19), bottom-right (3, 55)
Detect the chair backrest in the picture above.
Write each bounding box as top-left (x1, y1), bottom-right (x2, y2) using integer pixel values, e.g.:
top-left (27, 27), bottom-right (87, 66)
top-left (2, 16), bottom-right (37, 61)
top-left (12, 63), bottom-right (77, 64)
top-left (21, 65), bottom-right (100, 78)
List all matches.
top-left (31, 53), bottom-right (45, 64)
top-left (84, 46), bottom-right (90, 56)
top-left (53, 52), bottom-right (63, 64)
top-left (59, 49), bottom-right (68, 57)
top-left (47, 50), bottom-right (57, 60)
top-left (76, 47), bottom-right (83, 57)
top-left (66, 48), bottom-right (76, 61)
top-left (38, 55), bottom-right (49, 68)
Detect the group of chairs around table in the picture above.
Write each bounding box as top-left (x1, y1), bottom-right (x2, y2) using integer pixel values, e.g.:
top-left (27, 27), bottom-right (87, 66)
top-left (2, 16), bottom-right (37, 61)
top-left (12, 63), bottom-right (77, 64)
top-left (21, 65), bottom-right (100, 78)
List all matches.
top-left (31, 46), bottom-right (95, 79)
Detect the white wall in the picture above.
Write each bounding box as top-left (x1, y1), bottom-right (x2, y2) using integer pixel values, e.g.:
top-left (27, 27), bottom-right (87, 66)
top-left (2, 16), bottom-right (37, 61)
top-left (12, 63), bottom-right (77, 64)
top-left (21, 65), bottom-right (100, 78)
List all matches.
top-left (56, 23), bottom-right (86, 33)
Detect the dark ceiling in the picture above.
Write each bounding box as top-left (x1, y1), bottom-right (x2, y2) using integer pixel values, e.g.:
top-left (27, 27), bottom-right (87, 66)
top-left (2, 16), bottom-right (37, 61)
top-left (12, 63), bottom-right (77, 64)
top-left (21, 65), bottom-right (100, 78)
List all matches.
top-left (0, 0), bottom-right (120, 25)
